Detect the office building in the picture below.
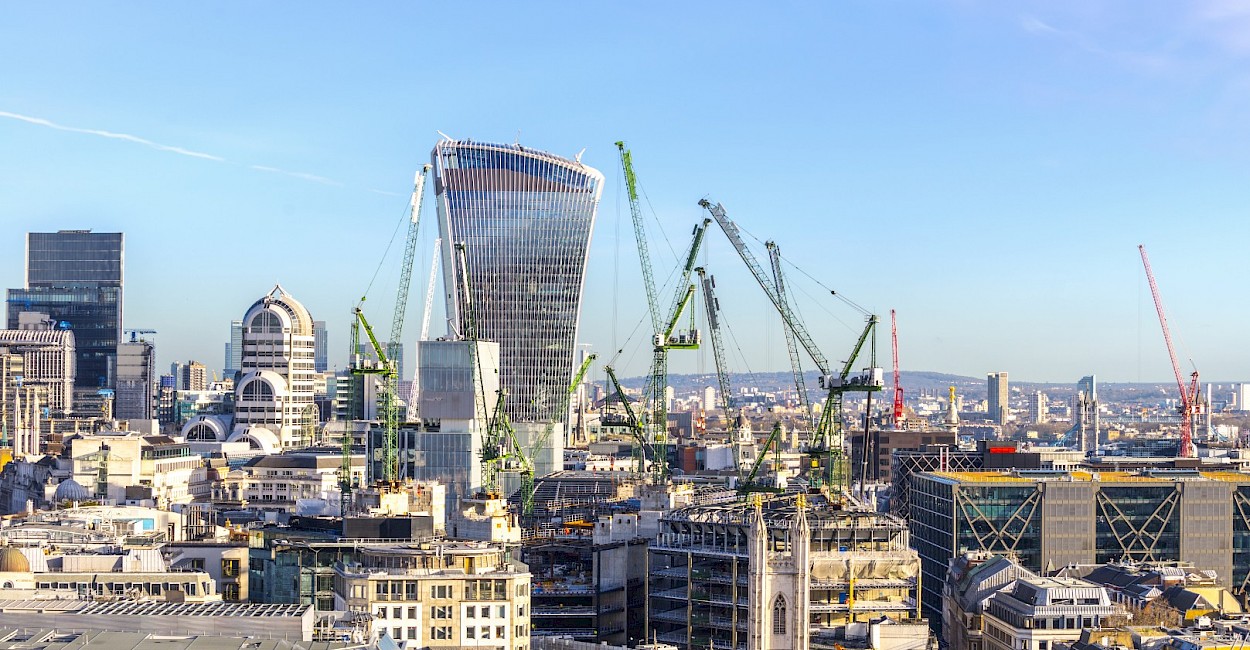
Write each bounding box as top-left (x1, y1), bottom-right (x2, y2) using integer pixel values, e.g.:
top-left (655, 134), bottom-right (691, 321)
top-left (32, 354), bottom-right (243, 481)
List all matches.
top-left (649, 494), bottom-right (928, 650)
top-left (6, 231), bottom-right (123, 395)
top-left (0, 315), bottom-right (75, 416)
top-left (69, 430), bottom-right (201, 508)
top-left (432, 138), bottom-right (603, 478)
top-left (909, 468), bottom-right (1250, 627)
top-left (986, 372), bottom-right (1008, 424)
top-left (333, 541), bottom-right (531, 649)
top-left (387, 339), bottom-right (499, 504)
top-left (224, 319), bottom-right (243, 378)
top-left (115, 338), bottom-right (156, 421)
top-left (313, 320), bottom-right (328, 373)
top-left (231, 285), bottom-right (317, 451)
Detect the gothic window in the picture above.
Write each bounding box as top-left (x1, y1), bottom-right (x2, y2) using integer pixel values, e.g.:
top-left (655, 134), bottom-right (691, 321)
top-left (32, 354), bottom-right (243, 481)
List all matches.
top-left (772, 595), bottom-right (786, 635)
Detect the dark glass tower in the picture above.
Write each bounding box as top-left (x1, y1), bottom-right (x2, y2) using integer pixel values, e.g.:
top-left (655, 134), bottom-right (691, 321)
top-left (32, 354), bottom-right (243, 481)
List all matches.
top-left (6, 231), bottom-right (124, 391)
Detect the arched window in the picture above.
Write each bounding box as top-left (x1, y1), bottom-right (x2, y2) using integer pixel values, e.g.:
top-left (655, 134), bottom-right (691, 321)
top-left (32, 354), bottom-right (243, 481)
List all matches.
top-left (250, 311), bottom-right (281, 334)
top-left (242, 379), bottom-right (275, 401)
top-left (772, 595), bottom-right (787, 635)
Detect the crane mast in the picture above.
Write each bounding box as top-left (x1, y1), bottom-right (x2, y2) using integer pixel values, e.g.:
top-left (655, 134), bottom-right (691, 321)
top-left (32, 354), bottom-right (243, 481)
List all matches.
top-left (768, 242), bottom-right (813, 426)
top-left (605, 365), bottom-right (649, 475)
top-left (1138, 245), bottom-right (1196, 458)
top-left (696, 268), bottom-right (736, 428)
top-left (891, 309), bottom-right (904, 427)
top-left (701, 199), bottom-right (882, 495)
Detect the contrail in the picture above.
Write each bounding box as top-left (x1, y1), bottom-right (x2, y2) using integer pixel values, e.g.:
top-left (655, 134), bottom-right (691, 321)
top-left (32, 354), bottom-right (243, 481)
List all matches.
top-left (0, 110), bottom-right (225, 161)
top-left (0, 110), bottom-right (379, 193)
top-left (250, 165), bottom-right (343, 187)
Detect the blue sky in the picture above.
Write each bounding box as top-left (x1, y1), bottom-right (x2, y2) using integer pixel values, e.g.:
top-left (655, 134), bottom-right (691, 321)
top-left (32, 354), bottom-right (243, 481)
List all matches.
top-left (3, 1), bottom-right (1250, 384)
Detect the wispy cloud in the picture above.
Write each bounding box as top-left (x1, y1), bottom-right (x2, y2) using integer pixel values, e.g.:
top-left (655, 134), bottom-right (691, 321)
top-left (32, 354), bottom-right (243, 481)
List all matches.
top-left (249, 165), bottom-right (343, 187)
top-left (1019, 14), bottom-right (1176, 73)
top-left (0, 110), bottom-right (225, 161)
top-left (0, 109), bottom-right (391, 193)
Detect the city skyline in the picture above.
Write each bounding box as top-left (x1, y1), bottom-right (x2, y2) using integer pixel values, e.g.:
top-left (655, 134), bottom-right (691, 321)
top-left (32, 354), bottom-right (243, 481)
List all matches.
top-left (4, 3), bottom-right (1250, 383)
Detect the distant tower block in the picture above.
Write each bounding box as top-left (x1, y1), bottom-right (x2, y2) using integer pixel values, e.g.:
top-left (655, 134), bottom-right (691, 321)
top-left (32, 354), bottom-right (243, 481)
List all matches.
top-left (987, 372), bottom-right (1009, 425)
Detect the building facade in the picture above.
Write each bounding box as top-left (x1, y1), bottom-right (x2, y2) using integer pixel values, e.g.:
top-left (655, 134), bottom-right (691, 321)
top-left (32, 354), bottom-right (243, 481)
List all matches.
top-left (0, 318), bottom-right (75, 416)
top-left (116, 339), bottom-right (156, 421)
top-left (313, 320), bottom-right (328, 373)
top-left (909, 469), bottom-right (1250, 626)
top-left (225, 319), bottom-right (243, 378)
top-left (231, 285), bottom-right (317, 451)
top-left (432, 138), bottom-right (603, 478)
top-left (7, 231), bottom-right (123, 395)
top-left (649, 494), bottom-right (928, 650)
top-left (986, 372), bottom-right (1008, 425)
top-left (333, 541), bottom-right (531, 650)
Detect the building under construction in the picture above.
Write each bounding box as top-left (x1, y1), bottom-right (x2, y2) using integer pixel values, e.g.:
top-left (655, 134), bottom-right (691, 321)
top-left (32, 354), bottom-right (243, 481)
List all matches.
top-left (648, 493), bottom-right (929, 650)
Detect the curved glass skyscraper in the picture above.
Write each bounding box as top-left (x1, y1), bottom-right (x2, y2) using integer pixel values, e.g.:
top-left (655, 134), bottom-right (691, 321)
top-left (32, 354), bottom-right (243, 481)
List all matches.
top-left (432, 139), bottom-right (603, 477)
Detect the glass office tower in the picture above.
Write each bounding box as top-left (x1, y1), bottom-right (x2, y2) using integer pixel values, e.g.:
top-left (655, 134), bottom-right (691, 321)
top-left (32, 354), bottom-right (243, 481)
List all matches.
top-left (431, 139), bottom-right (603, 476)
top-left (7, 231), bottom-right (124, 392)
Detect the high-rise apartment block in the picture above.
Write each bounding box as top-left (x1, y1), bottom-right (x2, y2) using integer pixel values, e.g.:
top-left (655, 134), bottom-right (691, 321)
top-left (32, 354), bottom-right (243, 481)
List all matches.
top-left (6, 231), bottom-right (123, 396)
top-left (115, 338), bottom-right (156, 421)
top-left (986, 372), bottom-right (1008, 424)
top-left (1027, 390), bottom-right (1048, 424)
top-left (181, 360), bottom-right (207, 391)
top-left (432, 139), bottom-right (603, 478)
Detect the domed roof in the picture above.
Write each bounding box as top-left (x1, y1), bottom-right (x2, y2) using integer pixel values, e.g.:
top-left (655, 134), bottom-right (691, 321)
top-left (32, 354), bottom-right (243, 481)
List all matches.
top-left (0, 546), bottom-right (30, 573)
top-left (244, 284), bottom-right (313, 336)
top-left (54, 478), bottom-right (90, 502)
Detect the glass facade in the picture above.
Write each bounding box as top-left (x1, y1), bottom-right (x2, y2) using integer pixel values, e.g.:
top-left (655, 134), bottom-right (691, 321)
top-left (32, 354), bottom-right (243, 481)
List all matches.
top-left (8, 231), bottom-right (123, 392)
top-left (7, 285), bottom-right (121, 390)
top-left (432, 140), bottom-right (603, 426)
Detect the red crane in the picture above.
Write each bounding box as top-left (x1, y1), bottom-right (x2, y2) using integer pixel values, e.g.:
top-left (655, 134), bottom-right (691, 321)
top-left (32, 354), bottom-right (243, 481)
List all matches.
top-left (1138, 245), bottom-right (1197, 458)
top-left (891, 309), bottom-right (904, 428)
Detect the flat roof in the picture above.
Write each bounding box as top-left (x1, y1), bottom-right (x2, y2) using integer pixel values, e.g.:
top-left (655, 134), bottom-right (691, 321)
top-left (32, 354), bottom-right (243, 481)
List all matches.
top-left (925, 470), bottom-right (1250, 484)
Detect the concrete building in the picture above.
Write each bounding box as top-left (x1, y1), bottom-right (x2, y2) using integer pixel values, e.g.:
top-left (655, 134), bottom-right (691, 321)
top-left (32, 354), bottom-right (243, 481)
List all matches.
top-left (0, 545), bottom-right (221, 602)
top-left (432, 138), bottom-right (603, 479)
top-left (333, 541), bottom-right (531, 649)
top-left (520, 512), bottom-right (651, 646)
top-left (944, 553), bottom-right (1037, 650)
top-left (649, 494), bottom-right (929, 650)
top-left (228, 285), bottom-right (317, 452)
top-left (211, 448), bottom-right (367, 515)
top-left (116, 338), bottom-right (156, 421)
top-left (395, 339), bottom-right (500, 505)
top-left (6, 231), bottom-right (123, 397)
top-left (182, 361), bottom-right (207, 391)
top-left (909, 468), bottom-right (1250, 626)
top-left (980, 575), bottom-right (1122, 650)
top-left (1028, 391), bottom-right (1049, 425)
top-left (69, 430), bottom-right (201, 508)
top-left (987, 373), bottom-right (1008, 425)
top-left (0, 315), bottom-right (75, 416)
top-left (849, 428), bottom-right (957, 487)
top-left (0, 605), bottom-right (320, 644)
